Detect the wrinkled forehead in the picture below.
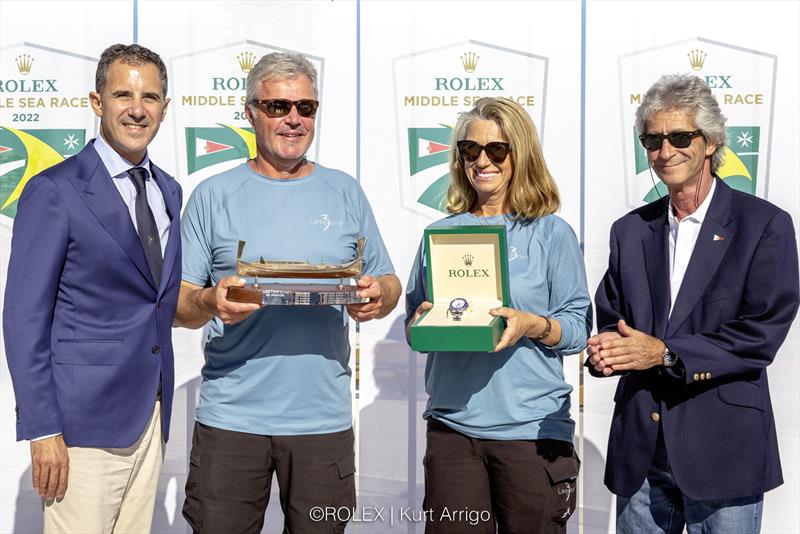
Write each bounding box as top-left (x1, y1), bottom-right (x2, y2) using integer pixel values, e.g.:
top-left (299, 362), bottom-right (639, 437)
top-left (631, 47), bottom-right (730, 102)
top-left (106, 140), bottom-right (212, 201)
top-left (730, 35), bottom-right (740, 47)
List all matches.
top-left (645, 107), bottom-right (697, 132)
top-left (256, 74), bottom-right (317, 99)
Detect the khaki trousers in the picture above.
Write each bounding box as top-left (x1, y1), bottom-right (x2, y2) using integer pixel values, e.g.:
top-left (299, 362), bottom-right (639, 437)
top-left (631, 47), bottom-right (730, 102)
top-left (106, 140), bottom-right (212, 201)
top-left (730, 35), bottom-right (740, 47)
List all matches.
top-left (43, 400), bottom-right (165, 534)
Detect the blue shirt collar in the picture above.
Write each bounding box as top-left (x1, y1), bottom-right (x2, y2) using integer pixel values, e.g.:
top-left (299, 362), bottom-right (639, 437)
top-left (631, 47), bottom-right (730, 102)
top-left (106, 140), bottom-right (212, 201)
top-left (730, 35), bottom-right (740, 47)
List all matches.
top-left (92, 131), bottom-right (152, 179)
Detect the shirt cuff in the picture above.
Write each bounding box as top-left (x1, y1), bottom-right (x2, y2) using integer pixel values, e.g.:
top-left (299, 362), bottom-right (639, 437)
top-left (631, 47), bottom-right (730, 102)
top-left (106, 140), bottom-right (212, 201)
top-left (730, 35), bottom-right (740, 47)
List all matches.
top-left (30, 432), bottom-right (61, 442)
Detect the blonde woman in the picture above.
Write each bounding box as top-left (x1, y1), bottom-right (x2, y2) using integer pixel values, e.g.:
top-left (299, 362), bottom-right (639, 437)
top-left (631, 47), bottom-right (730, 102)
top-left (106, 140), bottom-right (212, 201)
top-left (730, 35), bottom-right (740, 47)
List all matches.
top-left (406, 98), bottom-right (591, 534)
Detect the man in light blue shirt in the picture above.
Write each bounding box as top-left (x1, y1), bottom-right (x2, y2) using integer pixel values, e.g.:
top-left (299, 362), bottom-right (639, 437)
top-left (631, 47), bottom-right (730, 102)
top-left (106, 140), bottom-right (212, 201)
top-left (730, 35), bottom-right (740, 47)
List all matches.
top-left (175, 52), bottom-right (401, 534)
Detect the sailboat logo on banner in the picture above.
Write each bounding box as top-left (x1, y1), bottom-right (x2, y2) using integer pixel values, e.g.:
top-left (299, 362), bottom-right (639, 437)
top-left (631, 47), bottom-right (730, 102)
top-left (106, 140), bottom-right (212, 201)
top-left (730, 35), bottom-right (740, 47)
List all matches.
top-left (394, 41), bottom-right (547, 219)
top-left (619, 38), bottom-right (776, 208)
top-left (406, 126), bottom-right (452, 212)
top-left (0, 43), bottom-right (97, 224)
top-left (184, 125), bottom-right (254, 174)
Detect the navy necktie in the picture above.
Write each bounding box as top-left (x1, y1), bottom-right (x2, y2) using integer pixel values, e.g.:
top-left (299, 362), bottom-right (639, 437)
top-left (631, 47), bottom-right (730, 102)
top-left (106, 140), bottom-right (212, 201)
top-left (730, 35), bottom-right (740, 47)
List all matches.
top-left (127, 167), bottom-right (162, 287)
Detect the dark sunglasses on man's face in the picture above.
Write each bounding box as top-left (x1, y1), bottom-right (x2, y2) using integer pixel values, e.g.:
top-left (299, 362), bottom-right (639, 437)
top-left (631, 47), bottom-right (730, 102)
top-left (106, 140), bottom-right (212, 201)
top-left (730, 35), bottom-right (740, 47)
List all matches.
top-left (251, 98), bottom-right (319, 118)
top-left (457, 140), bottom-right (511, 164)
top-left (638, 129), bottom-right (704, 151)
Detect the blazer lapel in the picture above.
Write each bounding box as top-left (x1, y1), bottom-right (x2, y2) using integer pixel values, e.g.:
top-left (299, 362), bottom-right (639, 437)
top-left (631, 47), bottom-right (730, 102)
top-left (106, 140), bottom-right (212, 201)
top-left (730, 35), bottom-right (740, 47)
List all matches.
top-left (70, 145), bottom-right (158, 290)
top-left (643, 201), bottom-right (671, 339)
top-left (666, 179), bottom-right (734, 337)
top-left (152, 164), bottom-right (180, 295)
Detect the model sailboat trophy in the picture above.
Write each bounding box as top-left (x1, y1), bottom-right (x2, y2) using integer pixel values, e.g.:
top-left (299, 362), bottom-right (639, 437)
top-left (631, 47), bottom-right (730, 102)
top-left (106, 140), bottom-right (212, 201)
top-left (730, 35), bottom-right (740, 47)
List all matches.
top-left (226, 238), bottom-right (370, 306)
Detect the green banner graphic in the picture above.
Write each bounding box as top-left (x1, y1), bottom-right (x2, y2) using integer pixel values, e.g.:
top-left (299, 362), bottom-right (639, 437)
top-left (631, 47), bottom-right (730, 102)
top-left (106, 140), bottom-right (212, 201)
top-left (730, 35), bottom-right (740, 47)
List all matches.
top-left (0, 126), bottom-right (85, 219)
top-left (407, 126), bottom-right (453, 212)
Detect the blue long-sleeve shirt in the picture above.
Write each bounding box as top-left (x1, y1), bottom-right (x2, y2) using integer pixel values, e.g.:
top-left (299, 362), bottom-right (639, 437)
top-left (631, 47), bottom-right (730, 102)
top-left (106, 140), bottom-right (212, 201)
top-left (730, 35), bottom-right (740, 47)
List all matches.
top-left (405, 213), bottom-right (592, 441)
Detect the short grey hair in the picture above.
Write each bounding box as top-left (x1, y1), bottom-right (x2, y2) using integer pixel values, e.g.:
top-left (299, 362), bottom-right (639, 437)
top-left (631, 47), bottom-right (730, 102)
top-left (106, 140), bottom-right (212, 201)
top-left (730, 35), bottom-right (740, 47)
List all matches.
top-left (245, 52), bottom-right (318, 108)
top-left (635, 73), bottom-right (727, 173)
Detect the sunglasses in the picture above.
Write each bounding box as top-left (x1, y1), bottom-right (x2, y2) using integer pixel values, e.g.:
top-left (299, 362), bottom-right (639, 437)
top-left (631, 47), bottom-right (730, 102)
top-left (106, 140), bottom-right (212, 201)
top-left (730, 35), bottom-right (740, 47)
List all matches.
top-left (457, 140), bottom-right (511, 164)
top-left (639, 130), bottom-right (704, 151)
top-left (251, 98), bottom-right (319, 118)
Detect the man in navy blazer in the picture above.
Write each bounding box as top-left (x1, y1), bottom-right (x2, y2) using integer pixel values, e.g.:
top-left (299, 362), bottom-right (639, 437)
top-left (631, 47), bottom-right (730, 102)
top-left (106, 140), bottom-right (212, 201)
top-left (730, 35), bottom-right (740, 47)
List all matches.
top-left (3, 44), bottom-right (180, 533)
top-left (588, 74), bottom-right (799, 533)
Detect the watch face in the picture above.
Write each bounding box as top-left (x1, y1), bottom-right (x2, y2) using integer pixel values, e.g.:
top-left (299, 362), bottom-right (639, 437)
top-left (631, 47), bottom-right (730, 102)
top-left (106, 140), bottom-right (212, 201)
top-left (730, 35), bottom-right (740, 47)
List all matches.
top-left (449, 298), bottom-right (469, 312)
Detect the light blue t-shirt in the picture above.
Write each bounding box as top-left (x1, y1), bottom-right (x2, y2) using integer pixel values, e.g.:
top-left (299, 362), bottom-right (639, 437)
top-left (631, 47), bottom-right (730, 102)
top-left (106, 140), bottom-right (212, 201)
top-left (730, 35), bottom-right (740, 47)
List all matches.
top-left (405, 213), bottom-right (591, 441)
top-left (182, 162), bottom-right (394, 435)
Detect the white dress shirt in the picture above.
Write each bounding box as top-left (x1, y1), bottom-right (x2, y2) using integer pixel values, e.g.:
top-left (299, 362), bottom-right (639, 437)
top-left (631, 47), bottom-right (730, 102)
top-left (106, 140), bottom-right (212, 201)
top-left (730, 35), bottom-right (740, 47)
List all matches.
top-left (668, 178), bottom-right (717, 316)
top-left (93, 133), bottom-right (171, 256)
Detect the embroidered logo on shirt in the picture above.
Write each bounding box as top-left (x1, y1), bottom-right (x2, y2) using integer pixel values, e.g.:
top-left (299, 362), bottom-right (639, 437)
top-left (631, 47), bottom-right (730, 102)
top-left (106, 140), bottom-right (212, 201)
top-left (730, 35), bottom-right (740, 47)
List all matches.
top-left (508, 246), bottom-right (528, 263)
top-left (309, 214), bottom-right (343, 232)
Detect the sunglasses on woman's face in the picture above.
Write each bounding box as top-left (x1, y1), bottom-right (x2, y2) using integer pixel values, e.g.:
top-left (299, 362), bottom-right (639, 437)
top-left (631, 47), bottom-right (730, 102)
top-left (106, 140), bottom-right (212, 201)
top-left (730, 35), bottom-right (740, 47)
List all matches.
top-left (457, 140), bottom-right (511, 164)
top-left (638, 129), bottom-right (704, 151)
top-left (250, 98), bottom-right (319, 118)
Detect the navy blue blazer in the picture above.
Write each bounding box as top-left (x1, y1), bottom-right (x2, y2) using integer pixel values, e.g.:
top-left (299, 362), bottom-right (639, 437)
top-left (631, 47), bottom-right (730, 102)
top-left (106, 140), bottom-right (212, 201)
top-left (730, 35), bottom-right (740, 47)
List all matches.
top-left (3, 141), bottom-right (182, 448)
top-left (592, 178), bottom-right (799, 501)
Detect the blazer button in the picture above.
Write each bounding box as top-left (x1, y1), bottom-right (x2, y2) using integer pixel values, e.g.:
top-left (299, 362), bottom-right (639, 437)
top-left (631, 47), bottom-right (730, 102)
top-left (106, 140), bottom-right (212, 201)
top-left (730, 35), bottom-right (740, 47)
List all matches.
top-left (650, 412), bottom-right (660, 423)
top-left (692, 373), bottom-right (700, 381)
top-left (705, 372), bottom-right (711, 380)
top-left (151, 345), bottom-right (160, 354)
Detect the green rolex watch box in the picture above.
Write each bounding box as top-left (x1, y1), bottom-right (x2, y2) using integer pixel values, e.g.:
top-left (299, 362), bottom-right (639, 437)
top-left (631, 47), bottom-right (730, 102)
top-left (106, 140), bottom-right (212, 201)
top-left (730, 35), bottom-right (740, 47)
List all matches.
top-left (410, 225), bottom-right (510, 352)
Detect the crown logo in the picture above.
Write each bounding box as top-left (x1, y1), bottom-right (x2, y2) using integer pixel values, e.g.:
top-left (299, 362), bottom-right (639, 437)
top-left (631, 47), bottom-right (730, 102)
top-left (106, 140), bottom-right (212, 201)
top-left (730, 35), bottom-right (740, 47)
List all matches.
top-left (687, 49), bottom-right (707, 71)
top-left (237, 51), bottom-right (256, 73)
top-left (461, 52), bottom-right (479, 73)
top-left (462, 254), bottom-right (474, 266)
top-left (15, 53), bottom-right (33, 75)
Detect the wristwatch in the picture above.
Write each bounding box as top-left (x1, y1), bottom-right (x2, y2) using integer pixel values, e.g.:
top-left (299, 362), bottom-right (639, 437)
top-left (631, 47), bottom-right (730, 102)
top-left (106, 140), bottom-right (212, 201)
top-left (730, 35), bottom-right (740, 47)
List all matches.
top-left (663, 346), bottom-right (678, 367)
top-left (446, 298), bottom-right (469, 321)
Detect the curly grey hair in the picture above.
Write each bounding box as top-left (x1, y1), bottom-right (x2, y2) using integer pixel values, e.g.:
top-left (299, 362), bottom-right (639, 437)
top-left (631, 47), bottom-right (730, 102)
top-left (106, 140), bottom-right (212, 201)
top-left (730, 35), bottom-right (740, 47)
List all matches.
top-left (635, 73), bottom-right (727, 173)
